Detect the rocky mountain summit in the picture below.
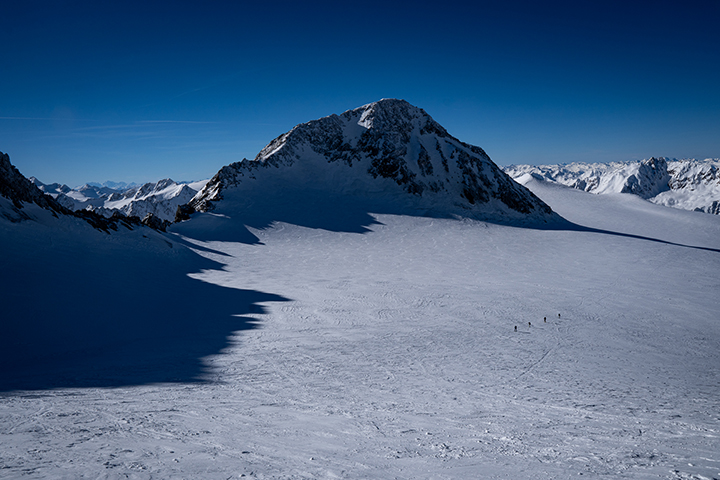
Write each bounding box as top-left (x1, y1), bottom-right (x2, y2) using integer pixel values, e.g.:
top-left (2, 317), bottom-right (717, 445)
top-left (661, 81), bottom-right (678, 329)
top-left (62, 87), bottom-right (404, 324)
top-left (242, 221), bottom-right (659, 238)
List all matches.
top-left (185, 99), bottom-right (555, 223)
top-left (504, 157), bottom-right (720, 215)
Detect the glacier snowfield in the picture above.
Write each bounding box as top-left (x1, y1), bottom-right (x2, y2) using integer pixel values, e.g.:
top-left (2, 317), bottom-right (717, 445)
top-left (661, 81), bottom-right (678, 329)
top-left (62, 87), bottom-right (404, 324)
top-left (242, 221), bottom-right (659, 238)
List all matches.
top-left (2, 180), bottom-right (719, 479)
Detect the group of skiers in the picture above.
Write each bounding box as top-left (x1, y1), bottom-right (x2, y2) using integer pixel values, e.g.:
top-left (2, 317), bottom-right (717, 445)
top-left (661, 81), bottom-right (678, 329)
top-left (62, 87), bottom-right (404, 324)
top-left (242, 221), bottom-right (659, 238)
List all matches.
top-left (515, 313), bottom-right (560, 331)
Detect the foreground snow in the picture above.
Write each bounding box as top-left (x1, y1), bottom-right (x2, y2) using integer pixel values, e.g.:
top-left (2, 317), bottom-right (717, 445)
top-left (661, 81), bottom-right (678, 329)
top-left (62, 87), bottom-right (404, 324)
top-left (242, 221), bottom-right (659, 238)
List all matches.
top-left (2, 182), bottom-right (720, 478)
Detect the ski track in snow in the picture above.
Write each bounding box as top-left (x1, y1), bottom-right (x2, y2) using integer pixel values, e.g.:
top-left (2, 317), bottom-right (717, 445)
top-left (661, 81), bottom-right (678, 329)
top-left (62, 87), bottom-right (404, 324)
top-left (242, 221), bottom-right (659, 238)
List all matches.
top-left (2, 182), bottom-right (720, 478)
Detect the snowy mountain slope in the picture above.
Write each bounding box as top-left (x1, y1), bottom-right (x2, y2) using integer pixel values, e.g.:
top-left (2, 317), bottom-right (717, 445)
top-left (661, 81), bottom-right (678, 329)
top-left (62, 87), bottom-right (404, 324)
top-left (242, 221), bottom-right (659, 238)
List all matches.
top-left (0, 153), bottom-right (286, 389)
top-left (504, 157), bottom-right (720, 214)
top-left (185, 99), bottom-right (556, 225)
top-left (3, 152), bottom-right (720, 478)
top-left (31, 177), bottom-right (206, 222)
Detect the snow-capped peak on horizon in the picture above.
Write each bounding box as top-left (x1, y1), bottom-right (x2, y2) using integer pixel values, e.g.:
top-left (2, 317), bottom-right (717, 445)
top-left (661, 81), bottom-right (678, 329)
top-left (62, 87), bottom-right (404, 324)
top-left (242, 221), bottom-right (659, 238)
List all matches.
top-left (0, 151), bottom-right (167, 231)
top-left (253, 99), bottom-right (449, 162)
top-left (70, 178), bottom-right (206, 222)
top-left (187, 99), bottom-right (556, 224)
top-left (85, 180), bottom-right (140, 191)
top-left (504, 157), bottom-right (720, 215)
top-left (21, 172), bottom-right (209, 223)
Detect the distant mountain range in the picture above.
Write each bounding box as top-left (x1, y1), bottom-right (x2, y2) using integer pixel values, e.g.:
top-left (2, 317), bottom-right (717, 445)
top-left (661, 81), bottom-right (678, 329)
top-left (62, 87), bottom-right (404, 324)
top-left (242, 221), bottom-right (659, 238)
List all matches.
top-left (504, 157), bottom-right (720, 215)
top-left (87, 180), bottom-right (140, 190)
top-left (5, 100), bottom-right (719, 230)
top-left (1, 151), bottom-right (157, 231)
top-left (29, 177), bottom-right (208, 222)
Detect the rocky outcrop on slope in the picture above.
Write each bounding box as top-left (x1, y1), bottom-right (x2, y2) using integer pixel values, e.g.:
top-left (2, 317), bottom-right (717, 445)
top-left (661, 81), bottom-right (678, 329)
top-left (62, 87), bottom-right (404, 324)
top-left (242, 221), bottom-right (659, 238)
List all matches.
top-left (503, 157), bottom-right (720, 215)
top-left (1, 152), bottom-right (66, 214)
top-left (187, 99), bottom-right (554, 222)
top-left (619, 157), bottom-right (670, 198)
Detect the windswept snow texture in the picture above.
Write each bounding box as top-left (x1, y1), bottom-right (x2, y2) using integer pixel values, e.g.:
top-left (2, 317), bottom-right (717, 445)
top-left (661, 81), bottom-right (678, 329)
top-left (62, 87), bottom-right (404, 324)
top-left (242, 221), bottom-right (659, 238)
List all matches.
top-left (189, 99), bottom-right (555, 224)
top-left (504, 157), bottom-right (720, 214)
top-left (3, 163), bottom-right (720, 477)
top-left (30, 177), bottom-right (206, 222)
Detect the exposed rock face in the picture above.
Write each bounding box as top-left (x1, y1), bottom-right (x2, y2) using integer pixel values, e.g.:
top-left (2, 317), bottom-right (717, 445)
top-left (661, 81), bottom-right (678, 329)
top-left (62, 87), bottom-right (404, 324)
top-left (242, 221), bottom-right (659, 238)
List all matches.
top-left (700, 200), bottom-right (720, 215)
top-left (187, 99), bottom-right (554, 221)
top-left (140, 212), bottom-right (170, 232)
top-left (1, 152), bottom-right (66, 214)
top-left (619, 157), bottom-right (670, 199)
top-left (504, 157), bottom-right (720, 215)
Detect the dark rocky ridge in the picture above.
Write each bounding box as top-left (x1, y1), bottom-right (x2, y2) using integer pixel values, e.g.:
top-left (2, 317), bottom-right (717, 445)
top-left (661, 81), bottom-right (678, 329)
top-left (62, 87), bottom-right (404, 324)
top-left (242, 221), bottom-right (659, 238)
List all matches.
top-left (1, 151), bottom-right (65, 213)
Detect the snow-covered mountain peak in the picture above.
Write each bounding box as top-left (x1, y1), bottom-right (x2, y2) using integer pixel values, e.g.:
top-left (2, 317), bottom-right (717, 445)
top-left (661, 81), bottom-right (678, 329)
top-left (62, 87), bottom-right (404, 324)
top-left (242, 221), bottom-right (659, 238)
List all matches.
top-left (255, 99), bottom-right (448, 164)
top-left (29, 177), bottom-right (73, 196)
top-left (188, 100), bottom-right (555, 223)
top-left (90, 178), bottom-right (199, 221)
top-left (350, 98), bottom-right (446, 134)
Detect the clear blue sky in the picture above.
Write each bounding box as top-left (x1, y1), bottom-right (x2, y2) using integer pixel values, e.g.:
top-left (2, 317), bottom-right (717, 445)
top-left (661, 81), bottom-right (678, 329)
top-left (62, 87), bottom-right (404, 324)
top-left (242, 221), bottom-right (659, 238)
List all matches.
top-left (2, 0), bottom-right (719, 186)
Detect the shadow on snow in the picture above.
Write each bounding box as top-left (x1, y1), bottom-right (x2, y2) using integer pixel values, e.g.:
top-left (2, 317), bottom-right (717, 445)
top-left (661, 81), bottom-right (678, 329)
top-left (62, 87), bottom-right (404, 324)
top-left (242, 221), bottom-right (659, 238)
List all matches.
top-left (171, 186), bottom-right (720, 254)
top-left (0, 227), bottom-right (289, 392)
top-left (3, 187), bottom-right (716, 392)
top-left (543, 221), bottom-right (720, 254)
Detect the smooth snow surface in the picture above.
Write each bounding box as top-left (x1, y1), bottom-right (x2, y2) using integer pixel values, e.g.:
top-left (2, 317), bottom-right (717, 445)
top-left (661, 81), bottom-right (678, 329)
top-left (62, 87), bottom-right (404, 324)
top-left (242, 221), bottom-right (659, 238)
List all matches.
top-left (2, 182), bottom-right (720, 478)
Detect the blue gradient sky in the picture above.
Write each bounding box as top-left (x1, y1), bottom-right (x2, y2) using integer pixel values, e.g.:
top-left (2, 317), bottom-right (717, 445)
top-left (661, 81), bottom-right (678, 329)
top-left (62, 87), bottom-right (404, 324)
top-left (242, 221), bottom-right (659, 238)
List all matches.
top-left (2, 0), bottom-right (719, 186)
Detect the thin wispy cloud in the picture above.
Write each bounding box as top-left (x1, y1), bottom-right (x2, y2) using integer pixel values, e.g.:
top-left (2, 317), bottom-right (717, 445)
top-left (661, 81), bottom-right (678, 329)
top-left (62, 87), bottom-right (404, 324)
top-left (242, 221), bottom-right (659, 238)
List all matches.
top-left (135, 65), bottom-right (279, 110)
top-left (137, 120), bottom-right (219, 124)
top-left (34, 120), bottom-right (227, 144)
top-left (0, 116), bottom-right (96, 121)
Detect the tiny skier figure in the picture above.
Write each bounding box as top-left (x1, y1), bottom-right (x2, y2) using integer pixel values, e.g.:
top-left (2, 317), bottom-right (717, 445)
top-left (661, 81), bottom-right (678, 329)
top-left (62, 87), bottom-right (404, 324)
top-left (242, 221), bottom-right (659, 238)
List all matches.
top-left (544, 317), bottom-right (546, 322)
top-left (514, 325), bottom-right (517, 332)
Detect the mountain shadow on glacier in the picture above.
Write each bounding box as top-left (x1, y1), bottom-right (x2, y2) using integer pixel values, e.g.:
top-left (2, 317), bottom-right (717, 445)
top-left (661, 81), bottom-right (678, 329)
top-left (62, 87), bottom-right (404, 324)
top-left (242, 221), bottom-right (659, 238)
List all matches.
top-left (170, 186), bottom-right (720, 262)
top-left (170, 182), bottom-right (720, 254)
top-left (552, 222), bottom-right (720, 254)
top-left (1, 151), bottom-right (290, 391)
top-left (0, 227), bottom-right (289, 392)
top-left (170, 187), bottom-right (385, 243)
top-left (171, 177), bottom-right (565, 244)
